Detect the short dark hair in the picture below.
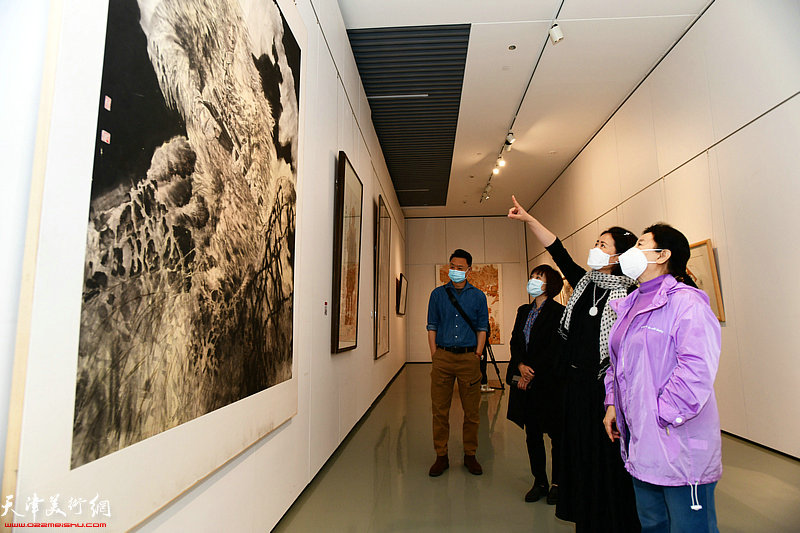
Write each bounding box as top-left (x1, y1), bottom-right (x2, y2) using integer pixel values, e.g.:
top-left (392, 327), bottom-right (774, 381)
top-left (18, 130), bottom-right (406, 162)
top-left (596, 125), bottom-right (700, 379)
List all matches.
top-left (601, 226), bottom-right (637, 275)
top-left (449, 249), bottom-right (472, 267)
top-left (643, 223), bottom-right (697, 288)
top-left (530, 264), bottom-right (564, 299)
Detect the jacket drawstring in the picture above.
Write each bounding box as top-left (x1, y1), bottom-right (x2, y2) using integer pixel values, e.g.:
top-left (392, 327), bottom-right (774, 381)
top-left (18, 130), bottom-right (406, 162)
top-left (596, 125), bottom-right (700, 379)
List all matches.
top-left (690, 482), bottom-right (703, 511)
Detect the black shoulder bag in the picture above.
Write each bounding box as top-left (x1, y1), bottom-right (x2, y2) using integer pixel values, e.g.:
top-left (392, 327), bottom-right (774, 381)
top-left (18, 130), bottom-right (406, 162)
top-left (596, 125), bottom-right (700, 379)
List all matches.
top-left (444, 287), bottom-right (504, 390)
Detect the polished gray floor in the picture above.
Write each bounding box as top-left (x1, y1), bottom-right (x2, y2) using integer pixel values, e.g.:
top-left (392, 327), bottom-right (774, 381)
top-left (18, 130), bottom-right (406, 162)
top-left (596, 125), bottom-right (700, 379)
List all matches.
top-left (274, 363), bottom-right (800, 532)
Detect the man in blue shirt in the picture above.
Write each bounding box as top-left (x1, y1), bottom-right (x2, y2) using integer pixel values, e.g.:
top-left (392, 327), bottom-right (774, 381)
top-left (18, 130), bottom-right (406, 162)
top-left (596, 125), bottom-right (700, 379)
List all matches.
top-left (426, 249), bottom-right (489, 477)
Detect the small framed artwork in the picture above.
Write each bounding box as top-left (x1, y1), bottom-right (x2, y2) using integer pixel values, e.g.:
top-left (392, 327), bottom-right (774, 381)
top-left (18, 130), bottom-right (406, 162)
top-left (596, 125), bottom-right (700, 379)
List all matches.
top-left (687, 239), bottom-right (726, 321)
top-left (374, 195), bottom-right (391, 358)
top-left (396, 273), bottom-right (408, 316)
top-left (332, 151), bottom-right (364, 352)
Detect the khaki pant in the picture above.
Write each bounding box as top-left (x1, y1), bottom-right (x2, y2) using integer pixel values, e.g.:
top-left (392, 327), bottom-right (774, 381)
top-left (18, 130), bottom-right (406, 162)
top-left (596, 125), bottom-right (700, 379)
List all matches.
top-left (430, 348), bottom-right (482, 456)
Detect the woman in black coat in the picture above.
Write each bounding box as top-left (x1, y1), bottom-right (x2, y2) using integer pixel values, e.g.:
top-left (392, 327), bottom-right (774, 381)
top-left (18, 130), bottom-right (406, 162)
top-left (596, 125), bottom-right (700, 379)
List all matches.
top-left (507, 264), bottom-right (565, 504)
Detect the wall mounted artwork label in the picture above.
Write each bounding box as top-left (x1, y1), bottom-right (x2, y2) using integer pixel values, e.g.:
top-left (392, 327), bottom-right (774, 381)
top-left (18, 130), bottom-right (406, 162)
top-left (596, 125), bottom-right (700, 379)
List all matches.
top-left (436, 264), bottom-right (504, 344)
top-left (374, 196), bottom-right (391, 358)
top-left (72, 0), bottom-right (301, 468)
top-left (332, 151), bottom-right (364, 352)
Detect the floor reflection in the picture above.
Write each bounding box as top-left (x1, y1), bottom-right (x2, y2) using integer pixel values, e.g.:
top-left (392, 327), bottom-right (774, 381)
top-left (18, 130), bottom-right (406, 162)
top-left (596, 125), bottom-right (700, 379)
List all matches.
top-left (275, 363), bottom-right (800, 532)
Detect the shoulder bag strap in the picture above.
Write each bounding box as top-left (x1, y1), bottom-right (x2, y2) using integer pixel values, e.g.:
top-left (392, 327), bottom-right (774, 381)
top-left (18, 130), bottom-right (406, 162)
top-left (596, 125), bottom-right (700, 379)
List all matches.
top-left (445, 286), bottom-right (478, 334)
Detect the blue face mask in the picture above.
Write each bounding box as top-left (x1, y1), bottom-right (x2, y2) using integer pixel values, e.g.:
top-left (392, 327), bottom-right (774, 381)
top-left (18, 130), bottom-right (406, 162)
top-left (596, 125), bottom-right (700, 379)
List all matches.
top-left (527, 278), bottom-right (545, 297)
top-left (448, 269), bottom-right (467, 284)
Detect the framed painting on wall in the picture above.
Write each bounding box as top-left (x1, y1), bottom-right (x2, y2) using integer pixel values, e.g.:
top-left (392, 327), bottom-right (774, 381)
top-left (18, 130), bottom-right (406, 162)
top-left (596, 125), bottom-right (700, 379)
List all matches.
top-left (687, 239), bottom-right (726, 321)
top-left (374, 195), bottom-right (391, 358)
top-left (331, 151), bottom-right (364, 352)
top-left (3, 0), bottom-right (304, 529)
top-left (396, 273), bottom-right (408, 315)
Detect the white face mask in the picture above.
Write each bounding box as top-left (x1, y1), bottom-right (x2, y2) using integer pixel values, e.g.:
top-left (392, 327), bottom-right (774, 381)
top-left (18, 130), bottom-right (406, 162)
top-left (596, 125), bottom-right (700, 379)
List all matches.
top-left (527, 278), bottom-right (545, 297)
top-left (618, 247), bottom-right (663, 280)
top-left (587, 247), bottom-right (618, 270)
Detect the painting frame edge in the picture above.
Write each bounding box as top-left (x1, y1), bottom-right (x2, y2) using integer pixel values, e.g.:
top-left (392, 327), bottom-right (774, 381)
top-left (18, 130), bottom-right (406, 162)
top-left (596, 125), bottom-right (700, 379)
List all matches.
top-left (396, 273), bottom-right (408, 316)
top-left (3, 1), bottom-right (306, 528)
top-left (374, 195), bottom-right (391, 359)
top-left (689, 238), bottom-right (726, 322)
top-left (331, 150), bottom-right (364, 353)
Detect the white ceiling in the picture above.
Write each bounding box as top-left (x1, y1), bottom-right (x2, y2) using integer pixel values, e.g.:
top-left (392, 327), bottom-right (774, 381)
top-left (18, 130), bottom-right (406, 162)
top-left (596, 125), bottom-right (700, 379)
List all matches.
top-left (337, 0), bottom-right (714, 217)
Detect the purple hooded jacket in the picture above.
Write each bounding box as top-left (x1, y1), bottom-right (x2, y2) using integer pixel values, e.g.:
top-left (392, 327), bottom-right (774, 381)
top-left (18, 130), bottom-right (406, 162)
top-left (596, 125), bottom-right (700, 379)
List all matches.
top-left (604, 274), bottom-right (722, 487)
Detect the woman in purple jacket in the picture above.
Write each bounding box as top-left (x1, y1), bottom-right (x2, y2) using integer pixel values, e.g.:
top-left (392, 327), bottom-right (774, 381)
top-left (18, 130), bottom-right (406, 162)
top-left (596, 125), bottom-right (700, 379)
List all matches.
top-left (603, 223), bottom-right (722, 532)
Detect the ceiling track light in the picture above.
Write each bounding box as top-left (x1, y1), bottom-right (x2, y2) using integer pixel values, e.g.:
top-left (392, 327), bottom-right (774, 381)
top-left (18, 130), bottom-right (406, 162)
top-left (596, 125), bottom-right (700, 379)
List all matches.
top-left (549, 23), bottom-right (564, 45)
top-left (497, 156), bottom-right (506, 167)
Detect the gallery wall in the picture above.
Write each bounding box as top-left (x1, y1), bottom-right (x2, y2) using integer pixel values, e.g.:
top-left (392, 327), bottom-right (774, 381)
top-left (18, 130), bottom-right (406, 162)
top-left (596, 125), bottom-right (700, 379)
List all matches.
top-left (1, 0), bottom-right (407, 531)
top-left (525, 0), bottom-right (800, 458)
top-left (405, 216), bottom-right (529, 363)
top-left (0, 0), bottom-right (53, 487)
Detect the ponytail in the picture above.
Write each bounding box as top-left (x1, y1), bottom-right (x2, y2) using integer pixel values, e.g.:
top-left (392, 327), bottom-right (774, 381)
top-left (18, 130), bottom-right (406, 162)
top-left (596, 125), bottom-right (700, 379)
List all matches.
top-left (643, 223), bottom-right (696, 287)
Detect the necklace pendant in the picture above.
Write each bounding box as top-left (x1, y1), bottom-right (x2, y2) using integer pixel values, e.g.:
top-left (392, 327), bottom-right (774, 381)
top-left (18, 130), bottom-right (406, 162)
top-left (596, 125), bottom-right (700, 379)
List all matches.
top-left (589, 306), bottom-right (599, 317)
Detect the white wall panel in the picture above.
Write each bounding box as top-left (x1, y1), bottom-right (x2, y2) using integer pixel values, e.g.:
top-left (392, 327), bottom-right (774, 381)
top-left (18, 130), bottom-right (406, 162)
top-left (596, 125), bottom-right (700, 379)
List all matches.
top-left (524, 1), bottom-right (799, 457)
top-left (712, 96), bottom-right (800, 456)
top-left (562, 235), bottom-right (578, 266)
top-left (445, 217), bottom-right (486, 263)
top-left (484, 217), bottom-right (526, 264)
top-left (619, 180), bottom-right (666, 236)
top-left (533, 173), bottom-right (575, 240)
top-left (406, 218), bottom-right (447, 265)
top-left (707, 150), bottom-right (747, 436)
top-left (650, 28), bottom-right (714, 177)
top-left (573, 220), bottom-right (600, 263)
top-left (585, 122), bottom-right (622, 223)
top-left (406, 263), bottom-right (436, 362)
top-left (702, 0), bottom-right (800, 142)
top-left (565, 151), bottom-right (594, 231)
top-left (616, 80), bottom-right (659, 199)
top-left (663, 153), bottom-right (713, 244)
top-left (308, 42), bottom-right (341, 477)
top-left (496, 261), bottom-right (526, 361)
top-left (597, 208), bottom-right (620, 234)
top-left (526, 224), bottom-right (546, 261)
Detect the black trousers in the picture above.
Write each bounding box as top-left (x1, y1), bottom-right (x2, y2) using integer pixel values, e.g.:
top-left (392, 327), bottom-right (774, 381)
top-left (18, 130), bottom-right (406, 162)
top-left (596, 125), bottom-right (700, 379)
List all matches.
top-left (525, 411), bottom-right (560, 486)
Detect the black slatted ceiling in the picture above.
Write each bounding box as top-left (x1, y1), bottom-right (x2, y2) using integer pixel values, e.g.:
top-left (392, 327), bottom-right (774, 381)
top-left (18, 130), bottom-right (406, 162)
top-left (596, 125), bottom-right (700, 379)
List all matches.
top-left (348, 25), bottom-right (470, 207)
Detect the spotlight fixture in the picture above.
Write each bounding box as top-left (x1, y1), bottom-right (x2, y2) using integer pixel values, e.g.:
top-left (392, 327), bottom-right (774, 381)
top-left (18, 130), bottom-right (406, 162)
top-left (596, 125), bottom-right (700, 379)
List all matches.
top-left (497, 157), bottom-right (506, 167)
top-left (549, 23), bottom-right (564, 45)
top-left (492, 167), bottom-right (500, 175)
top-left (506, 132), bottom-right (516, 144)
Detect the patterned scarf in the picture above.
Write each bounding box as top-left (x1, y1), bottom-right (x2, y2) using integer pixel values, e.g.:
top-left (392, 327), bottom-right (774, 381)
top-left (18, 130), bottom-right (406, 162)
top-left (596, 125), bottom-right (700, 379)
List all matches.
top-left (558, 270), bottom-right (635, 379)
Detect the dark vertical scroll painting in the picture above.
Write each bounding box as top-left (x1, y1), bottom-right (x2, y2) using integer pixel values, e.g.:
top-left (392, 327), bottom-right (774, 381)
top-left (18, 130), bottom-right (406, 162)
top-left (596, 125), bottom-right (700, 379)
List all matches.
top-left (72, 0), bottom-right (301, 468)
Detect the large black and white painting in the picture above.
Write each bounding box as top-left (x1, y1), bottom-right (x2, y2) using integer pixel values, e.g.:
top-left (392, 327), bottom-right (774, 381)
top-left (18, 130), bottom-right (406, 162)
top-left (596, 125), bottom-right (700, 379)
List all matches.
top-left (72, 0), bottom-right (300, 468)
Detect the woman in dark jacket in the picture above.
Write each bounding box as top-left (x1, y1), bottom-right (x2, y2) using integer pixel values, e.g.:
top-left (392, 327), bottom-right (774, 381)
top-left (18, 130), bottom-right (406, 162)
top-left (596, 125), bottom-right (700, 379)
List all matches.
top-left (507, 264), bottom-right (565, 504)
top-left (509, 195), bottom-right (641, 532)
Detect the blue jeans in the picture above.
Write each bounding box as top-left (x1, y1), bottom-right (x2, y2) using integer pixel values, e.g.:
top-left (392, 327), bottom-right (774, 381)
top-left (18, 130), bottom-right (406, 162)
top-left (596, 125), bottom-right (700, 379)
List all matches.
top-left (632, 478), bottom-right (719, 533)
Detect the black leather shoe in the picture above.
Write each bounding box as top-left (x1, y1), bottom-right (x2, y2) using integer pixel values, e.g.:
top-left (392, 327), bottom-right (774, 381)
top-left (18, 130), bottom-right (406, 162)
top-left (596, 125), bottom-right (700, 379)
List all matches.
top-left (546, 484), bottom-right (559, 505)
top-left (524, 482), bottom-right (549, 502)
top-left (463, 454), bottom-right (483, 475)
top-left (429, 455), bottom-right (449, 477)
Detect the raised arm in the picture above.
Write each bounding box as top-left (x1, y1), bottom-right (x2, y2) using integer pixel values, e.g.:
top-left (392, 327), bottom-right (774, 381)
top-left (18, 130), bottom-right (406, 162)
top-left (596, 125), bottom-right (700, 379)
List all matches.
top-left (508, 195), bottom-right (556, 247)
top-left (509, 195), bottom-right (586, 287)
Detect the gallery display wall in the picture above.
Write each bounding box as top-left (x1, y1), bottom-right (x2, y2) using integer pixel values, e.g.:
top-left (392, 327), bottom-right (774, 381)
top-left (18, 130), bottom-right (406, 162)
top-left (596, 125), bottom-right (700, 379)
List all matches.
top-left (525, 0), bottom-right (800, 458)
top-left (1, 0), bottom-right (406, 531)
top-left (405, 216), bottom-right (529, 363)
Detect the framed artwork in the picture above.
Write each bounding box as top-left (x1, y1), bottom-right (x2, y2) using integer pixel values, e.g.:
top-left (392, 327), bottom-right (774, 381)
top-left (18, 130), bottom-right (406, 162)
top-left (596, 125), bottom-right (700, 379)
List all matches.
top-left (3, 0), bottom-right (304, 529)
top-left (555, 275), bottom-right (573, 308)
top-left (396, 274), bottom-right (409, 315)
top-left (436, 263), bottom-right (504, 344)
top-left (374, 196), bottom-right (391, 358)
top-left (687, 239), bottom-right (726, 321)
top-left (331, 151), bottom-right (364, 352)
